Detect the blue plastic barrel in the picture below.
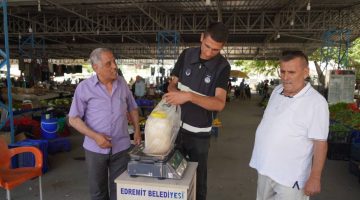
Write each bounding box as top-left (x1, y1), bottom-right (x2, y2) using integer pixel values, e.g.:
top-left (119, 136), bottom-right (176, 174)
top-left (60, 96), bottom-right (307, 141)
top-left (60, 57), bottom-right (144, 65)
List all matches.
top-left (41, 117), bottom-right (58, 139)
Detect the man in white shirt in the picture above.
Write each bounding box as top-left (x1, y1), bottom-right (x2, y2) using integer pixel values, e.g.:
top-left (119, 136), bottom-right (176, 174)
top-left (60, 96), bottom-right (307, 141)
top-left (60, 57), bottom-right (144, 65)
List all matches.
top-left (249, 50), bottom-right (329, 200)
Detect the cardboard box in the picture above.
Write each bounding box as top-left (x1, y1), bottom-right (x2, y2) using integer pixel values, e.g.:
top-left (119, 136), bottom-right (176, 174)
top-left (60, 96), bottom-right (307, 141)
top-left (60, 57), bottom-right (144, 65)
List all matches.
top-left (0, 132), bottom-right (11, 144)
top-left (0, 132), bottom-right (27, 144)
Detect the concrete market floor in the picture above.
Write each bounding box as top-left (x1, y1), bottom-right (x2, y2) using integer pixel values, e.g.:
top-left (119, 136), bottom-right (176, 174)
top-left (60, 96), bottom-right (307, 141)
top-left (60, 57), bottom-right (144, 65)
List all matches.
top-left (1, 94), bottom-right (360, 200)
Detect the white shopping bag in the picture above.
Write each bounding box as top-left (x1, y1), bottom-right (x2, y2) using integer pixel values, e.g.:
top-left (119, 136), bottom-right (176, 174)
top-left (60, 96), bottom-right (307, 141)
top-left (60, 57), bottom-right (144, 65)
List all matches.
top-left (143, 99), bottom-right (181, 155)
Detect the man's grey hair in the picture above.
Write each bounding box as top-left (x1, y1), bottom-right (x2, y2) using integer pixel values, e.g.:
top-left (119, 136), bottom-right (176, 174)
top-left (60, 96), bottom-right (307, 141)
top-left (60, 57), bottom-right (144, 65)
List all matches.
top-left (89, 48), bottom-right (112, 66)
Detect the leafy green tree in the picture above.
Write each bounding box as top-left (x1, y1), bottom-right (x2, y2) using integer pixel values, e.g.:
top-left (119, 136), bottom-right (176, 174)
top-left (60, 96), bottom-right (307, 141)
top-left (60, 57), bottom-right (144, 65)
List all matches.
top-left (84, 64), bottom-right (93, 73)
top-left (234, 60), bottom-right (279, 76)
top-left (309, 48), bottom-right (326, 87)
top-left (234, 37), bottom-right (360, 85)
top-left (348, 37), bottom-right (360, 77)
top-left (310, 37), bottom-right (360, 86)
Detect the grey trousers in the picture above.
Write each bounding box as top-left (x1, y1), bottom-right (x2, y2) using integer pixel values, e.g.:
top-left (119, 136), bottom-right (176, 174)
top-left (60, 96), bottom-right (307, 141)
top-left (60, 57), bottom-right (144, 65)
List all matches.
top-left (256, 174), bottom-right (309, 200)
top-left (85, 148), bottom-right (130, 200)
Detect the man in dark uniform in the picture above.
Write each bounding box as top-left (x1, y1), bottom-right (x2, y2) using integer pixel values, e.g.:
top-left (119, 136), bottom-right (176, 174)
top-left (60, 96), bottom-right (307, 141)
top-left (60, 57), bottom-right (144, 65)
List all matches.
top-left (164, 22), bottom-right (230, 200)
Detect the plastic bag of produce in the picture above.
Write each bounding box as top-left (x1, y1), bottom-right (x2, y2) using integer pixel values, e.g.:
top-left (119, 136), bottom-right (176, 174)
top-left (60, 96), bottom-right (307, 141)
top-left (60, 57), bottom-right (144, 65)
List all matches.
top-left (143, 99), bottom-right (181, 155)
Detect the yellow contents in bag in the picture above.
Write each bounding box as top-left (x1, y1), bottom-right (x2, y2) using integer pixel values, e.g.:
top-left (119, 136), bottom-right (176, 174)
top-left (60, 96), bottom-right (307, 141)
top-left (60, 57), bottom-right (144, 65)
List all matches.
top-left (144, 99), bottom-right (181, 155)
top-left (150, 111), bottom-right (167, 119)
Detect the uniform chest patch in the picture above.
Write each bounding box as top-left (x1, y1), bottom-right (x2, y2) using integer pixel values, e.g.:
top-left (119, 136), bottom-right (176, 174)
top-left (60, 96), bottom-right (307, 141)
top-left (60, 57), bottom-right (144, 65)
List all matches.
top-left (185, 68), bottom-right (191, 76)
top-left (204, 75), bottom-right (211, 84)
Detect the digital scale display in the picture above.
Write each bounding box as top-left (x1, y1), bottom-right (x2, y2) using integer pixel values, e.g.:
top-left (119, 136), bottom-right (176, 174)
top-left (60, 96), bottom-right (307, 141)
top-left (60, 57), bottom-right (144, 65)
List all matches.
top-left (169, 150), bottom-right (187, 177)
top-left (128, 145), bottom-right (187, 179)
top-left (170, 151), bottom-right (182, 168)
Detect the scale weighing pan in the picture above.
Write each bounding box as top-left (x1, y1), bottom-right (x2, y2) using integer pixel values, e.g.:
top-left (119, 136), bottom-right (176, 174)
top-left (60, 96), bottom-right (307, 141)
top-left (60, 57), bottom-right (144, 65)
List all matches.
top-left (128, 143), bottom-right (188, 179)
top-left (129, 143), bottom-right (174, 163)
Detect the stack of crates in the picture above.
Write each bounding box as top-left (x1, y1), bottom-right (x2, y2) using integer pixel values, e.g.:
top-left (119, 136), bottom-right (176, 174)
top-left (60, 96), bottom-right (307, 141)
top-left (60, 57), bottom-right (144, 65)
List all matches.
top-left (327, 140), bottom-right (352, 160)
top-left (9, 139), bottom-right (49, 173)
top-left (349, 130), bottom-right (360, 183)
top-left (351, 130), bottom-right (360, 160)
top-left (40, 112), bottom-right (72, 154)
top-left (47, 137), bottom-right (71, 154)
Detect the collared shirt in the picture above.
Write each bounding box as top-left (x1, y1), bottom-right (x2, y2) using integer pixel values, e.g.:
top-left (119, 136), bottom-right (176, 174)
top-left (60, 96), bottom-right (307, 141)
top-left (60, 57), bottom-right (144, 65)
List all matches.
top-left (249, 83), bottom-right (329, 188)
top-left (171, 47), bottom-right (230, 134)
top-left (69, 75), bottom-right (138, 154)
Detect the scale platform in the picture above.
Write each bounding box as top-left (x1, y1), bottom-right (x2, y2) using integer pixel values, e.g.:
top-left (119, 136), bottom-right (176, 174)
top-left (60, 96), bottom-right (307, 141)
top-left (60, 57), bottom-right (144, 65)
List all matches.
top-left (128, 143), bottom-right (188, 179)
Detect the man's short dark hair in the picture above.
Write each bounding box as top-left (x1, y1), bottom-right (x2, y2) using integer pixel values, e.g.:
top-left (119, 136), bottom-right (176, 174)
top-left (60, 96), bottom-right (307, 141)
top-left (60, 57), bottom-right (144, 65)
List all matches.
top-left (280, 50), bottom-right (309, 65)
top-left (204, 22), bottom-right (229, 43)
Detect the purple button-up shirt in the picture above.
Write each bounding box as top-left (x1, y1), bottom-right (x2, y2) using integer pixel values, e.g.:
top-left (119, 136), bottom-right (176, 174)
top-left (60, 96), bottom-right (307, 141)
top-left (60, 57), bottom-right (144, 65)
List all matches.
top-left (69, 75), bottom-right (138, 154)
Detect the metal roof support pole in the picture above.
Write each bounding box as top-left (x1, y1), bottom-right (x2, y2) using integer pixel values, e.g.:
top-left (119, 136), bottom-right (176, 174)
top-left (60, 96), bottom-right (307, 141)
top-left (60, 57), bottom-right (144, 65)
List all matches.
top-left (0, 0), bottom-right (15, 144)
top-left (156, 31), bottom-right (180, 76)
top-left (19, 33), bottom-right (47, 82)
top-left (19, 33), bottom-right (35, 59)
top-left (321, 29), bottom-right (351, 70)
top-left (38, 37), bottom-right (45, 59)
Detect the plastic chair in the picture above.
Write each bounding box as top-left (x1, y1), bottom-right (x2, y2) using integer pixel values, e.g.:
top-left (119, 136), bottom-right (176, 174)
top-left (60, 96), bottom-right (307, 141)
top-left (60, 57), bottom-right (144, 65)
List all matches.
top-left (0, 137), bottom-right (43, 200)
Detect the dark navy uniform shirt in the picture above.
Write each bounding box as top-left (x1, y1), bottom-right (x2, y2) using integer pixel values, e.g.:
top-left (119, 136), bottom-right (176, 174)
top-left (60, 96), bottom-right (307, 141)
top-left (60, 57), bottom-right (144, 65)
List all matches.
top-left (171, 47), bottom-right (230, 135)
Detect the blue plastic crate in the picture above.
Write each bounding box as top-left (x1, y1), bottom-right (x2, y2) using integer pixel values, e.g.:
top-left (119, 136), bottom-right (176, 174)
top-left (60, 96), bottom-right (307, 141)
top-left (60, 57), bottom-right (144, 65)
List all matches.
top-left (9, 139), bottom-right (49, 173)
top-left (47, 137), bottom-right (71, 154)
top-left (8, 144), bottom-right (29, 168)
top-left (348, 160), bottom-right (360, 181)
top-left (135, 99), bottom-right (143, 106)
top-left (351, 143), bottom-right (360, 161)
top-left (352, 130), bottom-right (360, 144)
top-left (136, 99), bottom-right (154, 107)
top-left (327, 142), bottom-right (351, 161)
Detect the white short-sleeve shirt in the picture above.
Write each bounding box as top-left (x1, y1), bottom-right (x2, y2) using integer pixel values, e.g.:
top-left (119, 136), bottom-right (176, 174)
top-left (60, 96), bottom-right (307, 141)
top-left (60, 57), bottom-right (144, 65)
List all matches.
top-left (249, 83), bottom-right (329, 188)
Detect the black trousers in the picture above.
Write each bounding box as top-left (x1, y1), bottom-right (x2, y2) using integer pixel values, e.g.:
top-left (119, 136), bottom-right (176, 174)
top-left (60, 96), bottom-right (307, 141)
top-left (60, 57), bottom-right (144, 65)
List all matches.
top-left (176, 128), bottom-right (211, 200)
top-left (85, 148), bottom-right (130, 200)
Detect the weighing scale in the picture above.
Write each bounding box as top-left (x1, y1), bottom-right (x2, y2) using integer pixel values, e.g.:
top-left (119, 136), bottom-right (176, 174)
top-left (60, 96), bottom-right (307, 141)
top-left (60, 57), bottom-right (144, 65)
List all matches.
top-left (127, 143), bottom-right (188, 179)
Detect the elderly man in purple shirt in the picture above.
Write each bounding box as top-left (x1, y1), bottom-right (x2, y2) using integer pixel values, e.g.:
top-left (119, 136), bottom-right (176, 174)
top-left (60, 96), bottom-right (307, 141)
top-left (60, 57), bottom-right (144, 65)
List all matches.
top-left (69, 48), bottom-right (141, 200)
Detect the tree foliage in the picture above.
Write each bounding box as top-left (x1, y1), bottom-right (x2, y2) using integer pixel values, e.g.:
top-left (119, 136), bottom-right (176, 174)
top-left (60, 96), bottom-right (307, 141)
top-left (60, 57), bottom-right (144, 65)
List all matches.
top-left (234, 37), bottom-right (360, 83)
top-left (234, 60), bottom-right (279, 76)
top-left (309, 37), bottom-right (360, 86)
top-left (348, 38), bottom-right (360, 79)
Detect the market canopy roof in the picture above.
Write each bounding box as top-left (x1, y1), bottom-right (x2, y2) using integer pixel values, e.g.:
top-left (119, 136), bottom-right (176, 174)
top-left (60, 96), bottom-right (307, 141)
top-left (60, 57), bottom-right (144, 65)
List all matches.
top-left (1, 0), bottom-right (360, 60)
